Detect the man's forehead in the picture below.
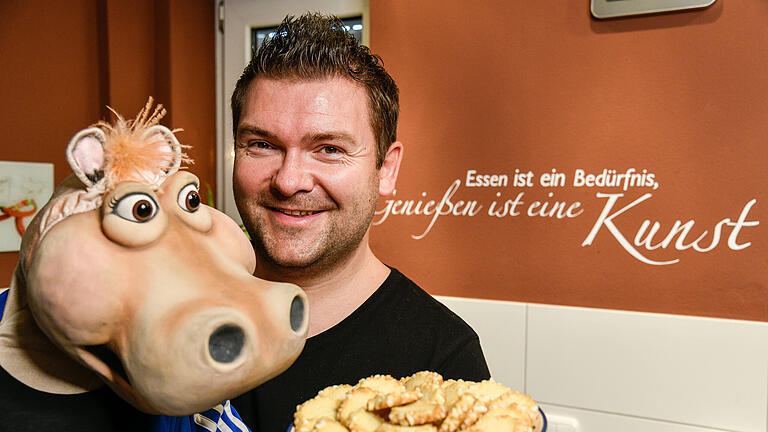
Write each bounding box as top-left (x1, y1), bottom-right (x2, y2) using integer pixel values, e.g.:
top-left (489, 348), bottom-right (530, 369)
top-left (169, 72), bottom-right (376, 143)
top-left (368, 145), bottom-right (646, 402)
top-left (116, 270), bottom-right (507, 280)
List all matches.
top-left (239, 76), bottom-right (373, 137)
top-left (245, 76), bottom-right (367, 109)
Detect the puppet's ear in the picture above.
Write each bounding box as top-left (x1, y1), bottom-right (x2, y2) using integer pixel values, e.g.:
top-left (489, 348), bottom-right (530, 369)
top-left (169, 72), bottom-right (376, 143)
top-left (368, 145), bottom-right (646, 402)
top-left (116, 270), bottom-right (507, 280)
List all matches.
top-left (142, 125), bottom-right (182, 176)
top-left (66, 127), bottom-right (107, 187)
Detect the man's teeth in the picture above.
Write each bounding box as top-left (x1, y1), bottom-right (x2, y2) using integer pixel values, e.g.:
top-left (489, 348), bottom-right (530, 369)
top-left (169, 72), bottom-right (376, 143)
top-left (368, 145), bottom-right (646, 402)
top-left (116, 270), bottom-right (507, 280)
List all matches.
top-left (280, 209), bottom-right (317, 216)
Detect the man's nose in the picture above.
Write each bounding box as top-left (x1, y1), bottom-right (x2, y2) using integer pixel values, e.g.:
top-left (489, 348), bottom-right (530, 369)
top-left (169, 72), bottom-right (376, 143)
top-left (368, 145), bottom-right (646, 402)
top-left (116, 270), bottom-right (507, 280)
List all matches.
top-left (271, 150), bottom-right (314, 196)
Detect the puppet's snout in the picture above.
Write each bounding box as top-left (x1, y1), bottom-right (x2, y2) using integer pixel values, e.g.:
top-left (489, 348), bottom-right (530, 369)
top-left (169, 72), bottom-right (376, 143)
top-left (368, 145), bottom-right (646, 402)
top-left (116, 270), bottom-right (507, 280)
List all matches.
top-left (207, 292), bottom-right (306, 364)
top-left (195, 312), bottom-right (251, 370)
top-left (289, 294), bottom-right (306, 332)
top-left (123, 284), bottom-right (309, 415)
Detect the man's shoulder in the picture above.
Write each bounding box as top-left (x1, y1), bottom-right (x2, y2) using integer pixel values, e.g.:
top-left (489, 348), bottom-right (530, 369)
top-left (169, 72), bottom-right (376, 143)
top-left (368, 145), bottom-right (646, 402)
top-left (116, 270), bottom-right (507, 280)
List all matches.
top-left (371, 267), bottom-right (490, 381)
top-left (376, 268), bottom-right (477, 335)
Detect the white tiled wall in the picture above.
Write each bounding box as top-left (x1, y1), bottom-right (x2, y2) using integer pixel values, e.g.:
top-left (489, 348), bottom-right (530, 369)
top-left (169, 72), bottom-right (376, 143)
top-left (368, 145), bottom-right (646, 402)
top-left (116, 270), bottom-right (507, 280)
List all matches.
top-left (436, 296), bottom-right (768, 432)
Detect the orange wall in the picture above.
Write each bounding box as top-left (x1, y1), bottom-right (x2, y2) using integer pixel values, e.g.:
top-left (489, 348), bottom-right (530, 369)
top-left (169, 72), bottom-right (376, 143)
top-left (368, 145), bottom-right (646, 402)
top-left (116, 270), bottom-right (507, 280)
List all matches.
top-left (3, 2), bottom-right (764, 322)
top-left (0, 0), bottom-right (215, 281)
top-left (369, 1), bottom-right (767, 321)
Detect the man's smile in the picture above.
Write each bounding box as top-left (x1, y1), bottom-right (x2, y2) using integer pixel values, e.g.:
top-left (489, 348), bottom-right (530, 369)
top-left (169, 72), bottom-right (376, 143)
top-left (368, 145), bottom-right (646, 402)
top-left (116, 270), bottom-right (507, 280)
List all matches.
top-left (266, 206), bottom-right (329, 223)
top-left (273, 208), bottom-right (322, 217)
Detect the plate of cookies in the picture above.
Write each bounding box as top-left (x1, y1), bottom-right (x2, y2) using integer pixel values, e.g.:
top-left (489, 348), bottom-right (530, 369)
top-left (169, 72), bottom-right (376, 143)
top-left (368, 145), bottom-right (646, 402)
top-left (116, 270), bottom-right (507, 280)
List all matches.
top-left (290, 371), bottom-right (546, 432)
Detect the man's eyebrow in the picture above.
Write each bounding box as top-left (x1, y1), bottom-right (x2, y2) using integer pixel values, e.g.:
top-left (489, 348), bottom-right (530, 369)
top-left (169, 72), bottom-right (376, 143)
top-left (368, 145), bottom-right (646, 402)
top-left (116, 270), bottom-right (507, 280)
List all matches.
top-left (237, 125), bottom-right (276, 140)
top-left (309, 132), bottom-right (357, 145)
top-left (237, 126), bottom-right (358, 146)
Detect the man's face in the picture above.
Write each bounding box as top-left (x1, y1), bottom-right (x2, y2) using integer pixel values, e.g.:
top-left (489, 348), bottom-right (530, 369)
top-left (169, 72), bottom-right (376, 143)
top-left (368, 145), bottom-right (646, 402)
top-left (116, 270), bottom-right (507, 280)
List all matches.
top-left (233, 77), bottom-right (398, 276)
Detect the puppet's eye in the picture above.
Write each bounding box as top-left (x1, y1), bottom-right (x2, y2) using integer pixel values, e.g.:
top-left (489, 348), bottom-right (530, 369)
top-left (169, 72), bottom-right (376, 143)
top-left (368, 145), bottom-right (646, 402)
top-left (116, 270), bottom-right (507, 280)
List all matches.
top-left (113, 193), bottom-right (158, 222)
top-left (178, 183), bottom-right (201, 213)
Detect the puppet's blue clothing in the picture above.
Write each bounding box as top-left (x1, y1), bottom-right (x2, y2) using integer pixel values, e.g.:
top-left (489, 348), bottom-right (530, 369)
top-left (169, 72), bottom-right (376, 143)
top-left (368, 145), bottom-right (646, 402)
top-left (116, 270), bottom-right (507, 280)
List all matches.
top-left (151, 401), bottom-right (251, 432)
top-left (0, 289), bottom-right (7, 322)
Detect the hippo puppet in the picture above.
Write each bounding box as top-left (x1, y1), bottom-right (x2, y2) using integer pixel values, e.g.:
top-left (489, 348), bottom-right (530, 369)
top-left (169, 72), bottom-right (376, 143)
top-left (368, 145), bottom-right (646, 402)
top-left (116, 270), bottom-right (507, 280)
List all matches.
top-left (0, 99), bottom-right (309, 420)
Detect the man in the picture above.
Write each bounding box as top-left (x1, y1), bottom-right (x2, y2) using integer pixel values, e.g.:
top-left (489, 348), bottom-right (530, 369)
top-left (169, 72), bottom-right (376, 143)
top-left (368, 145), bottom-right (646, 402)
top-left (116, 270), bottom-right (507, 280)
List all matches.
top-left (230, 13), bottom-right (490, 432)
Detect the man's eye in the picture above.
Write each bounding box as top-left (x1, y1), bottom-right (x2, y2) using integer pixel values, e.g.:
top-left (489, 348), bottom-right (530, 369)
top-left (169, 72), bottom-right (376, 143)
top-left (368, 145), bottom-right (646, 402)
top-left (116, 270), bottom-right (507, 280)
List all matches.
top-left (251, 141), bottom-right (272, 149)
top-left (322, 146), bottom-right (340, 154)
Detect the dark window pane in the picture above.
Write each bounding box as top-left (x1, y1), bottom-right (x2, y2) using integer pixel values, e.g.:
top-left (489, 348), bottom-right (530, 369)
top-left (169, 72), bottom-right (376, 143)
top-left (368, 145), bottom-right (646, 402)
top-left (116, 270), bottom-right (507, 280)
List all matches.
top-left (250, 16), bottom-right (363, 58)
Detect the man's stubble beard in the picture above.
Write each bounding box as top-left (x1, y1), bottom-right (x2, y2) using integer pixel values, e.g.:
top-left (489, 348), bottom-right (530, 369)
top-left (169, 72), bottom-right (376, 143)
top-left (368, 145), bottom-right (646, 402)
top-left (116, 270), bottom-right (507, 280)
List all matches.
top-left (236, 184), bottom-right (379, 280)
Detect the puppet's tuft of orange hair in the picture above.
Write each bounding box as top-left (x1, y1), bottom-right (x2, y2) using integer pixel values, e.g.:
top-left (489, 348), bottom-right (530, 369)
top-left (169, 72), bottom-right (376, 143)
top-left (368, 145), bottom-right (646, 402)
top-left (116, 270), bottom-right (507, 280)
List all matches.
top-left (94, 97), bottom-right (193, 188)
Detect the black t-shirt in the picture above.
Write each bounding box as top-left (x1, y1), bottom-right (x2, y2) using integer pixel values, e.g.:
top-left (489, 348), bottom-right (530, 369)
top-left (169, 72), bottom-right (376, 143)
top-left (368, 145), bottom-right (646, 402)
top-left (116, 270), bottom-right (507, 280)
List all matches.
top-left (0, 366), bottom-right (150, 431)
top-left (232, 268), bottom-right (491, 432)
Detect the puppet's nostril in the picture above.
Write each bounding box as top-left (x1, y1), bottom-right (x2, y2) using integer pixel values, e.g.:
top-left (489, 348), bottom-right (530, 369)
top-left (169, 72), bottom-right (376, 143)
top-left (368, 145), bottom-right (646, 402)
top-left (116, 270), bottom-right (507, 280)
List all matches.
top-left (208, 324), bottom-right (245, 363)
top-left (290, 295), bottom-right (305, 332)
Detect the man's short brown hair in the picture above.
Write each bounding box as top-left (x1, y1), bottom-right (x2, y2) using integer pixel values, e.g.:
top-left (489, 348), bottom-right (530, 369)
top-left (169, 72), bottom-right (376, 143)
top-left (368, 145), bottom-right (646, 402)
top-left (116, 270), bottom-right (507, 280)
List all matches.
top-left (231, 13), bottom-right (399, 168)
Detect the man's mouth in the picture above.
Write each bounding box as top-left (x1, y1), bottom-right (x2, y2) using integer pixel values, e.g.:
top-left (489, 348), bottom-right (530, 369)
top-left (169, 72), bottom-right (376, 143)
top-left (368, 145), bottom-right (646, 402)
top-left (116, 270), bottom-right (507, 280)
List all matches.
top-left (272, 208), bottom-right (322, 217)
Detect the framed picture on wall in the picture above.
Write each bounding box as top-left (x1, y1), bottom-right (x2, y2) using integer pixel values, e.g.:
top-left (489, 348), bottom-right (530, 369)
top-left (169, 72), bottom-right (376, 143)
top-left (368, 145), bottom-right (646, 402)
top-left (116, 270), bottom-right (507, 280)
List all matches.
top-left (591, 0), bottom-right (716, 19)
top-left (0, 161), bottom-right (53, 252)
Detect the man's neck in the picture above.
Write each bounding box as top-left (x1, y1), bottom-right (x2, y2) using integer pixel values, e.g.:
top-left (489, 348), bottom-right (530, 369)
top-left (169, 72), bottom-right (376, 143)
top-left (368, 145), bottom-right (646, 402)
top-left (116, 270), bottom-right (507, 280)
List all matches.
top-left (255, 240), bottom-right (391, 337)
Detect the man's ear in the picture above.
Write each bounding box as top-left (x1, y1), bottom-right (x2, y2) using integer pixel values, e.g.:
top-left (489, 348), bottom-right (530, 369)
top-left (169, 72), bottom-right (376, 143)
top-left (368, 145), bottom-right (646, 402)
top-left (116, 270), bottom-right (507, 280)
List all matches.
top-left (378, 141), bottom-right (403, 196)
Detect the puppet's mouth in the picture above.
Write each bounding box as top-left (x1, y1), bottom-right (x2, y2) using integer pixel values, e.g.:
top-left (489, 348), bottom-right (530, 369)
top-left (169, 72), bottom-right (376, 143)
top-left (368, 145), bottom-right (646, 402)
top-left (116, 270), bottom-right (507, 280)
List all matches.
top-left (80, 344), bottom-right (131, 386)
top-left (76, 344), bottom-right (158, 414)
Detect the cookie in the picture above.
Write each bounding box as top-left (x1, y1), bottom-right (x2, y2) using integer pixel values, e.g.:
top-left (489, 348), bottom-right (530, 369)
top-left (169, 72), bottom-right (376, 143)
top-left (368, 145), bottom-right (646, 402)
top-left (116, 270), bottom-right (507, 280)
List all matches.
top-left (313, 417), bottom-right (350, 432)
top-left (357, 375), bottom-right (406, 395)
top-left (463, 411), bottom-right (530, 432)
top-left (368, 390), bottom-right (423, 411)
top-left (376, 424), bottom-right (437, 432)
top-left (465, 380), bottom-right (508, 403)
top-left (388, 399), bottom-right (446, 426)
top-left (295, 396), bottom-right (339, 427)
top-left (442, 380), bottom-right (471, 410)
top-left (458, 397), bottom-right (489, 430)
top-left (488, 391), bottom-right (538, 424)
top-left (482, 407), bottom-right (532, 427)
top-left (419, 383), bottom-right (446, 406)
top-left (346, 409), bottom-right (386, 432)
top-left (402, 371), bottom-right (443, 391)
top-left (296, 418), bottom-right (320, 432)
top-left (439, 393), bottom-right (479, 432)
top-left (338, 387), bottom-right (378, 423)
top-left (318, 384), bottom-right (355, 402)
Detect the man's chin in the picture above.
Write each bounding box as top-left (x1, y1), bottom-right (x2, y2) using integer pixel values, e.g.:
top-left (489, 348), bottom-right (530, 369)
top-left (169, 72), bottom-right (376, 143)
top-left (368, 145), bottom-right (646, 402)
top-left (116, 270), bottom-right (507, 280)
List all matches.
top-left (256, 259), bottom-right (329, 283)
top-left (259, 248), bottom-right (323, 272)
top-left (267, 256), bottom-right (319, 270)
top-left (258, 245), bottom-right (357, 281)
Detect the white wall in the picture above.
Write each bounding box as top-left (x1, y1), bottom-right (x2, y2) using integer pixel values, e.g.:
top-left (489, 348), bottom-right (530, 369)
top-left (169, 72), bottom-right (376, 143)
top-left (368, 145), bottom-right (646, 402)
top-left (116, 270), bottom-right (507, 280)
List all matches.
top-left (437, 297), bottom-right (768, 432)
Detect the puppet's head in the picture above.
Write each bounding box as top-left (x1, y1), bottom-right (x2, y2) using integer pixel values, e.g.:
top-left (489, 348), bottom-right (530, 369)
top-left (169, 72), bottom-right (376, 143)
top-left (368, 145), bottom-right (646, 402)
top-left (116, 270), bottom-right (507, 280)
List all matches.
top-left (0, 99), bottom-right (308, 415)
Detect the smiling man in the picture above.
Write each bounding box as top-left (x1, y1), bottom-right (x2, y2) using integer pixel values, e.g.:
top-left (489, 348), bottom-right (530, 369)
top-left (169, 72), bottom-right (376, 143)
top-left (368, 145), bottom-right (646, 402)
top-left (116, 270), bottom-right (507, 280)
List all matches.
top-left (230, 14), bottom-right (490, 432)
